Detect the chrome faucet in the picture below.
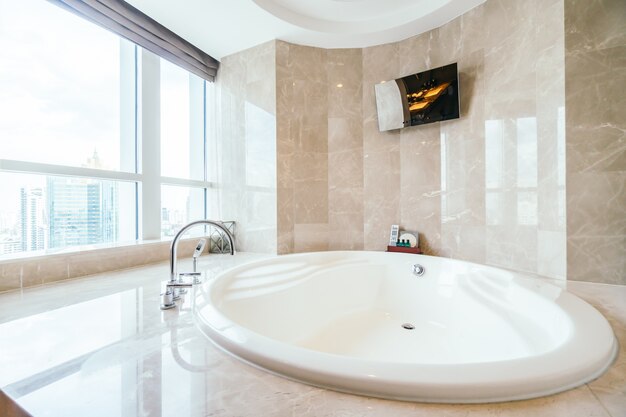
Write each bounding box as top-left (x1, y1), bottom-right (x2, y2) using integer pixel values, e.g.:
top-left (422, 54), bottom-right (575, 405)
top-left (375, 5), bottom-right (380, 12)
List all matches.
top-left (161, 220), bottom-right (236, 310)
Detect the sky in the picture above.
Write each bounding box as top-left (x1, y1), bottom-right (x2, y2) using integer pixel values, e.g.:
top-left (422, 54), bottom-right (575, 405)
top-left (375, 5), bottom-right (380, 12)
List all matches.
top-left (0, 0), bottom-right (198, 228)
top-left (0, 0), bottom-right (122, 169)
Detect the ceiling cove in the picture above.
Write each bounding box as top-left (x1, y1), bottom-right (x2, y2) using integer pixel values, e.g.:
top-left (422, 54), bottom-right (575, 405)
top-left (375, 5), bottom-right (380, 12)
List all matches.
top-left (125, 0), bottom-right (486, 59)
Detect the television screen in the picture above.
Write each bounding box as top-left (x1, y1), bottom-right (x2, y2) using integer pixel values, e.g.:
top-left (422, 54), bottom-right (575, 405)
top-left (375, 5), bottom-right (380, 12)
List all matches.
top-left (374, 63), bottom-right (459, 131)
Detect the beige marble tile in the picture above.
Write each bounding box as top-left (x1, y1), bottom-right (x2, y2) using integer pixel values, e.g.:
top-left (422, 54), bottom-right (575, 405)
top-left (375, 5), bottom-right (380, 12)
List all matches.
top-left (567, 172), bottom-right (626, 237)
top-left (277, 186), bottom-right (295, 254)
top-left (476, 386), bottom-right (611, 417)
top-left (275, 41), bottom-right (332, 252)
top-left (296, 117), bottom-right (328, 154)
top-left (276, 116), bottom-right (295, 190)
top-left (328, 207), bottom-right (364, 251)
top-left (441, 187), bottom-right (487, 227)
top-left (363, 148), bottom-right (401, 251)
top-left (566, 46), bottom-right (626, 125)
top-left (0, 262), bottom-right (22, 293)
top-left (328, 84), bottom-right (363, 120)
top-left (293, 152), bottom-right (328, 182)
top-left (535, 0), bottom-right (565, 53)
top-left (329, 186), bottom-right (362, 210)
top-left (67, 251), bottom-right (120, 279)
top-left (293, 223), bottom-right (329, 252)
top-left (568, 235), bottom-right (626, 285)
top-left (455, 52), bottom-right (485, 127)
top-left (400, 186), bottom-right (442, 242)
top-left (362, 42), bottom-right (400, 85)
top-left (218, 41), bottom-right (278, 254)
top-left (24, 256), bottom-right (70, 285)
top-left (397, 31), bottom-right (438, 76)
top-left (400, 123), bottom-right (441, 190)
top-left (361, 42), bottom-right (402, 251)
top-left (457, 2), bottom-right (487, 54)
top-left (567, 123), bottom-right (626, 175)
top-left (285, 43), bottom-right (327, 81)
top-left (326, 49), bottom-right (363, 120)
top-left (294, 180), bottom-right (329, 224)
top-left (486, 225), bottom-right (538, 274)
top-left (537, 151), bottom-right (566, 233)
top-left (1, 240), bottom-right (193, 292)
top-left (328, 117), bottom-right (363, 153)
top-left (568, 281), bottom-right (626, 415)
top-left (441, 224), bottom-right (486, 263)
top-left (565, 0), bottom-right (626, 52)
top-left (537, 230), bottom-right (567, 279)
top-left (565, 46), bottom-right (626, 175)
top-left (482, 0), bottom-right (537, 50)
top-left (329, 150), bottom-right (363, 189)
top-left (536, 13), bottom-right (565, 230)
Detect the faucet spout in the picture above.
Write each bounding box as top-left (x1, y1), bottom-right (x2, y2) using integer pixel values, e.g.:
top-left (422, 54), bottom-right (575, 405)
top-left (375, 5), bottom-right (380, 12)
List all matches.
top-left (162, 220), bottom-right (235, 310)
top-left (169, 220), bottom-right (236, 283)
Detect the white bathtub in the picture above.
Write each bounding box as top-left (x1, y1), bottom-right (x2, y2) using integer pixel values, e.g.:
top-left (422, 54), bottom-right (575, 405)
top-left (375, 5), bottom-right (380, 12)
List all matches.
top-left (193, 251), bottom-right (617, 403)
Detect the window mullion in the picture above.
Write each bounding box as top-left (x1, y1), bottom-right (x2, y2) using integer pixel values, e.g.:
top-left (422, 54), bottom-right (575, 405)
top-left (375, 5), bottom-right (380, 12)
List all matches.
top-left (139, 50), bottom-right (161, 240)
top-left (0, 159), bottom-right (141, 182)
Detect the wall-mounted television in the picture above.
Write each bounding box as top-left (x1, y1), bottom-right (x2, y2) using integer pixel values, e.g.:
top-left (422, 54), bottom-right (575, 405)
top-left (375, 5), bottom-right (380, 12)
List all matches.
top-left (374, 63), bottom-right (459, 131)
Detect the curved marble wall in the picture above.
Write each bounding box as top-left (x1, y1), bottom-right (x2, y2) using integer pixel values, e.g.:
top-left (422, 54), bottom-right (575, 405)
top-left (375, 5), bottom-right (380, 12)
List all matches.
top-left (363, 0), bottom-right (567, 279)
top-left (273, 0), bottom-right (567, 280)
top-left (216, 41), bottom-right (278, 254)
top-left (217, 0), bottom-right (625, 284)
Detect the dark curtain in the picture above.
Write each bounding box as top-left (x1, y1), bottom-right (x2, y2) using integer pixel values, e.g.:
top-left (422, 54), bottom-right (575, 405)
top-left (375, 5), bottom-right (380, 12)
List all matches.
top-left (48, 0), bottom-right (219, 81)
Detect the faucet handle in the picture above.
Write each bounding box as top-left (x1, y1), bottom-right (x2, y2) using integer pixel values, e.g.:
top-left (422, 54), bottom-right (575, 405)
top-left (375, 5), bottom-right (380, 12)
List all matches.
top-left (179, 271), bottom-right (202, 285)
top-left (160, 290), bottom-right (176, 310)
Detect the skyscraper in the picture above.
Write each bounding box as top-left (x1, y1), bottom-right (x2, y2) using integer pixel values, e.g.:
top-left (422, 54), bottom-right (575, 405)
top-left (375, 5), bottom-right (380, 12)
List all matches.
top-left (47, 178), bottom-right (119, 248)
top-left (19, 187), bottom-right (46, 251)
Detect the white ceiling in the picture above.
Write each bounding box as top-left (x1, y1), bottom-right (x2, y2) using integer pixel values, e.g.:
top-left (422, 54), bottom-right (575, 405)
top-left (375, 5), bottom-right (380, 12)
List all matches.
top-left (125, 0), bottom-right (485, 60)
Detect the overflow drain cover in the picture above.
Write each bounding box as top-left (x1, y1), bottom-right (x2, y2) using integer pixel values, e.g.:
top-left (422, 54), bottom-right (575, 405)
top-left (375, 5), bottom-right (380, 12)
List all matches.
top-left (401, 323), bottom-right (415, 330)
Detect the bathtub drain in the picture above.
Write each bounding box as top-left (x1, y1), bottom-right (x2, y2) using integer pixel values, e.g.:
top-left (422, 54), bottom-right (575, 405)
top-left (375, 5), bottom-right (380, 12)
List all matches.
top-left (401, 323), bottom-right (415, 330)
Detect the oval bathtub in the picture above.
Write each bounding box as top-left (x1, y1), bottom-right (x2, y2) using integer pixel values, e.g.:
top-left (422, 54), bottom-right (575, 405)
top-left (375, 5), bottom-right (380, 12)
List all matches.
top-left (193, 251), bottom-right (617, 403)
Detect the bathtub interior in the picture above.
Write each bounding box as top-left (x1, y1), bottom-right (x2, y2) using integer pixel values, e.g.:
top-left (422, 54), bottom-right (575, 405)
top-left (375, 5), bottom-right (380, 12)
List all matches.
top-left (206, 252), bottom-right (574, 365)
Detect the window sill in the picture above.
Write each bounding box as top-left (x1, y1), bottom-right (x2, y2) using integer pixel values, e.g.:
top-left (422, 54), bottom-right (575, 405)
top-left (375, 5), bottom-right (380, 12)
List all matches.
top-left (0, 239), bottom-right (170, 263)
top-left (0, 238), bottom-right (207, 293)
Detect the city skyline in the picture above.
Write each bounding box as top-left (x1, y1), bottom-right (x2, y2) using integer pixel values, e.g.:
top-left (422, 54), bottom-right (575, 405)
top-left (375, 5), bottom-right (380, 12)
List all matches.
top-left (0, 150), bottom-right (199, 256)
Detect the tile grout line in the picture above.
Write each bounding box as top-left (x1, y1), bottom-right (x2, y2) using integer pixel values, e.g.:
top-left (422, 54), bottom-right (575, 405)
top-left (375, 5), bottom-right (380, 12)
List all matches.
top-left (586, 383), bottom-right (615, 417)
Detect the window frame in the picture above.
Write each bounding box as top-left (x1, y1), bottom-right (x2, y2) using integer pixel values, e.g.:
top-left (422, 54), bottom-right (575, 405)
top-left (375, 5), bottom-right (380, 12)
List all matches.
top-left (0, 41), bottom-right (216, 257)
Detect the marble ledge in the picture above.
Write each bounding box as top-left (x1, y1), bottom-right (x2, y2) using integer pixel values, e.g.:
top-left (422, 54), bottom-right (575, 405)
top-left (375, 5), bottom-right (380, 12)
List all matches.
top-left (0, 238), bottom-right (208, 293)
top-left (0, 253), bottom-right (624, 417)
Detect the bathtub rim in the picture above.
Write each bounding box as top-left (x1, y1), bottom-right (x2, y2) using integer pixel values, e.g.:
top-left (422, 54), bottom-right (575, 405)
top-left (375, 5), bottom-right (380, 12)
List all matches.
top-left (193, 251), bottom-right (619, 403)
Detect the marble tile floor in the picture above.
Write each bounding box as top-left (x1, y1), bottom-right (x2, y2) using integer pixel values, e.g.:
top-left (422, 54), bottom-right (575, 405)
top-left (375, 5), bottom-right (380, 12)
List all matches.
top-left (0, 253), bottom-right (624, 417)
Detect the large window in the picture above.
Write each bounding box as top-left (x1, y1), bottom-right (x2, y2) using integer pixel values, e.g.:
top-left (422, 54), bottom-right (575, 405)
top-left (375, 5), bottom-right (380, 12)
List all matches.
top-left (0, 0), bottom-right (133, 171)
top-left (0, 0), bottom-right (214, 257)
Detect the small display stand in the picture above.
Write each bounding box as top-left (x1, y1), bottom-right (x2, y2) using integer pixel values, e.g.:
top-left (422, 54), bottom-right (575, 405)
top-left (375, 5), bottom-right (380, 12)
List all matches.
top-left (387, 245), bottom-right (422, 254)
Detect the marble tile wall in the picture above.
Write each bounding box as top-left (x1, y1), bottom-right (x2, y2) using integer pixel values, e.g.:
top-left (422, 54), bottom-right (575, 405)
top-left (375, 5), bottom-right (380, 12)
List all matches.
top-left (265, 0), bottom-right (571, 280)
top-left (564, 0), bottom-right (626, 284)
top-left (362, 42), bottom-right (402, 252)
top-left (275, 42), bottom-right (364, 253)
top-left (327, 49), bottom-right (364, 251)
top-left (216, 41), bottom-right (278, 253)
top-left (275, 42), bottom-right (329, 253)
top-left (359, 0), bottom-right (567, 279)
